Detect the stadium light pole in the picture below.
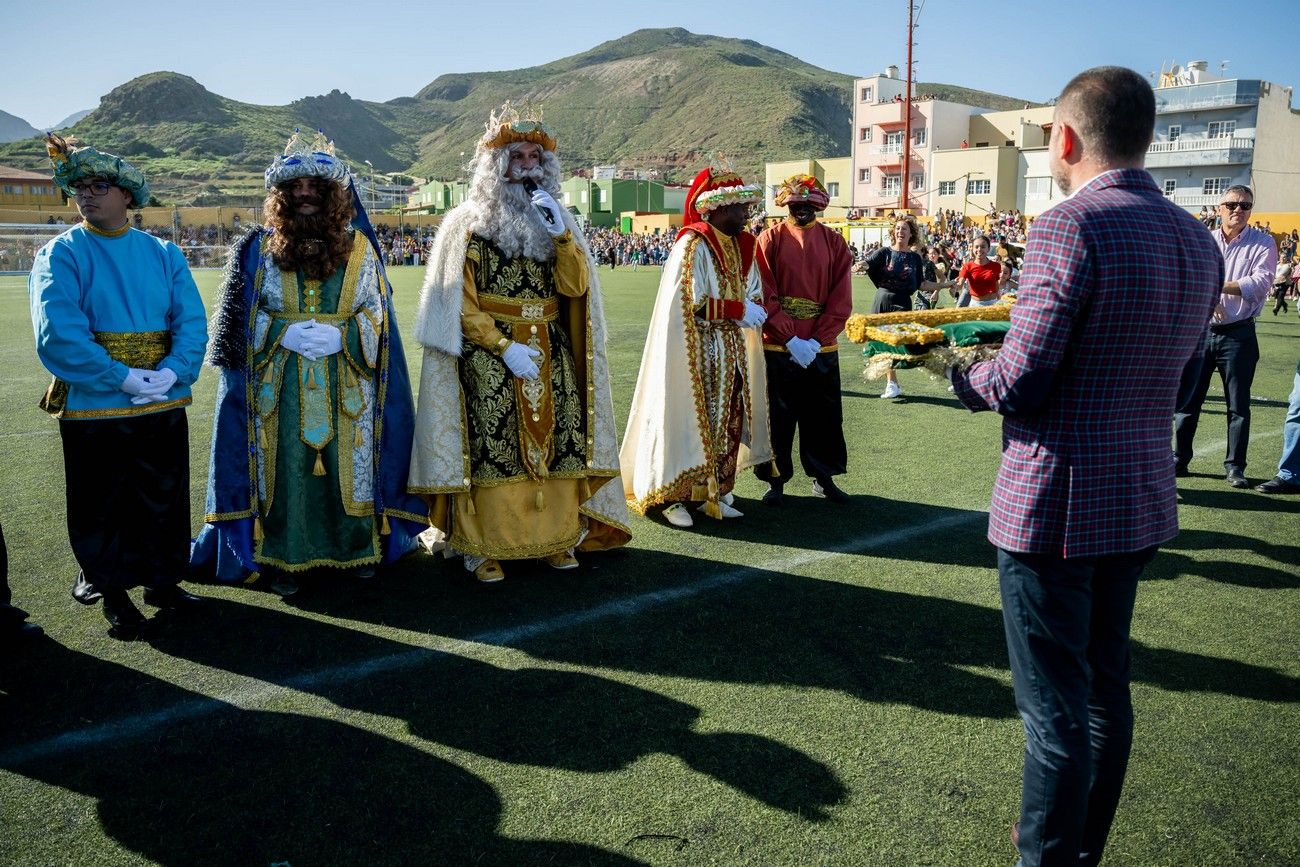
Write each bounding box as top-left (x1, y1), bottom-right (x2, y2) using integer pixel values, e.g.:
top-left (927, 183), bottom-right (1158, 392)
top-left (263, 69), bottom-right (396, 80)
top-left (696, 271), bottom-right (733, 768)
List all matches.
top-left (364, 160), bottom-right (375, 216)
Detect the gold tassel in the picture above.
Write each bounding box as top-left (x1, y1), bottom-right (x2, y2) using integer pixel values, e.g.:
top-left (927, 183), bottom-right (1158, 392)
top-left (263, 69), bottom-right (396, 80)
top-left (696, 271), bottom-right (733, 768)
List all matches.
top-left (253, 516), bottom-right (264, 540)
top-left (307, 367), bottom-right (318, 390)
top-left (313, 449), bottom-right (326, 476)
top-left (702, 499), bottom-right (723, 520)
top-left (707, 476), bottom-right (719, 499)
top-left (691, 483), bottom-right (709, 502)
top-left (535, 488), bottom-right (544, 511)
top-left (380, 513), bottom-right (391, 535)
top-left (261, 365), bottom-right (273, 384)
top-left (769, 459), bottom-right (780, 479)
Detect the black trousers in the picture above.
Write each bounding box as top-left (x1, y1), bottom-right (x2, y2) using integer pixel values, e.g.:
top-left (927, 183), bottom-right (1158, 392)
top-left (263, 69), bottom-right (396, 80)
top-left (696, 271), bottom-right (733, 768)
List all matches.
top-left (58, 409), bottom-right (190, 594)
top-left (998, 546), bottom-right (1156, 867)
top-left (0, 522), bottom-right (31, 630)
top-left (1173, 320), bottom-right (1259, 473)
top-left (754, 349), bottom-right (847, 485)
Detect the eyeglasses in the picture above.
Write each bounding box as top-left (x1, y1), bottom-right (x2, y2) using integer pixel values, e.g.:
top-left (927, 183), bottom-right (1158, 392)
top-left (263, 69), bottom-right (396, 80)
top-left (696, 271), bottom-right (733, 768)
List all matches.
top-left (70, 181), bottom-right (114, 197)
top-left (1219, 201), bottom-right (1253, 211)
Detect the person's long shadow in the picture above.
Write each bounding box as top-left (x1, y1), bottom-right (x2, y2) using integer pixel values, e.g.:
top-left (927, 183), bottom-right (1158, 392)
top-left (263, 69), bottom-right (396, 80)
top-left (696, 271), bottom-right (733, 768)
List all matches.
top-left (302, 547), bottom-right (1300, 710)
top-left (147, 598), bottom-right (846, 820)
top-left (1176, 485), bottom-right (1300, 515)
top-left (0, 641), bottom-right (643, 866)
top-left (270, 499), bottom-right (997, 644)
top-left (1148, 527), bottom-right (1300, 589)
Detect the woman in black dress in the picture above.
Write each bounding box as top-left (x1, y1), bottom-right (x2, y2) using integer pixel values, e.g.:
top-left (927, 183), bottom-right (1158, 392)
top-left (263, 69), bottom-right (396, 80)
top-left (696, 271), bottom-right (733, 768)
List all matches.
top-left (865, 216), bottom-right (951, 398)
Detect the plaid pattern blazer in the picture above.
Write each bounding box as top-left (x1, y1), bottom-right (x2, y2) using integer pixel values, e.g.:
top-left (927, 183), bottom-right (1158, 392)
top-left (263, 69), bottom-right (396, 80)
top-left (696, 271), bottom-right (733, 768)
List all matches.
top-left (953, 169), bottom-right (1223, 558)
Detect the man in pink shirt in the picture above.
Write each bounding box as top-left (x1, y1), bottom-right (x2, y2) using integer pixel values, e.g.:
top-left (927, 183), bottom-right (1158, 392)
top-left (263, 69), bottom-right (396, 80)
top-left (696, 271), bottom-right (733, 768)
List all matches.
top-left (1173, 185), bottom-right (1279, 487)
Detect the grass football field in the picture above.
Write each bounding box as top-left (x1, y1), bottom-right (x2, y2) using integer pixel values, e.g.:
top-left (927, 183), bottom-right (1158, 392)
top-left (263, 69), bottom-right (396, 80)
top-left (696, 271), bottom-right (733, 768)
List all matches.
top-left (0, 266), bottom-right (1296, 866)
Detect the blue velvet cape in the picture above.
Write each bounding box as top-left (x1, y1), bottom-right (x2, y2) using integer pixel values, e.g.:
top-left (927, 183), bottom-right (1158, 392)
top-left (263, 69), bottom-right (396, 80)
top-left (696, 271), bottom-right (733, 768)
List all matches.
top-left (190, 194), bottom-right (424, 582)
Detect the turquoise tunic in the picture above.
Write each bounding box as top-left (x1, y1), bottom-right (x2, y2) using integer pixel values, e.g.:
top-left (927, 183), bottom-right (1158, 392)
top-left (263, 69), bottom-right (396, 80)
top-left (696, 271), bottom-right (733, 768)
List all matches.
top-left (28, 225), bottom-right (207, 419)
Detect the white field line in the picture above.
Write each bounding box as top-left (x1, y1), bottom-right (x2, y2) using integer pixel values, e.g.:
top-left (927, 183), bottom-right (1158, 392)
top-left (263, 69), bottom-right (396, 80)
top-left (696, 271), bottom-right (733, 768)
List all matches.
top-left (0, 511), bottom-right (983, 767)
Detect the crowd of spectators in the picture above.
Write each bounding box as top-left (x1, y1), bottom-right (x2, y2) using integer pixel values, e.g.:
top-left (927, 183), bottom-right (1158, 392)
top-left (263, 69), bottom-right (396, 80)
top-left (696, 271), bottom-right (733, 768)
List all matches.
top-left (373, 224), bottom-right (436, 267)
top-left (584, 227), bottom-right (677, 269)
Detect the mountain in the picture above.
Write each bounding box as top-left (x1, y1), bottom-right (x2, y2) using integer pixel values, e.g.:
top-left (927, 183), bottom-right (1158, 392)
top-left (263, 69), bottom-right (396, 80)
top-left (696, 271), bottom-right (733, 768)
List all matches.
top-left (0, 109), bottom-right (41, 144)
top-left (47, 109), bottom-right (94, 130)
top-left (0, 29), bottom-right (1039, 205)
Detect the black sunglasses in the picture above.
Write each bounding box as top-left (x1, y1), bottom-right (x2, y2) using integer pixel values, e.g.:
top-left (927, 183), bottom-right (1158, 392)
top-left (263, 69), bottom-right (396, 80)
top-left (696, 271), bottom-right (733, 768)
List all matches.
top-left (1219, 201), bottom-right (1253, 211)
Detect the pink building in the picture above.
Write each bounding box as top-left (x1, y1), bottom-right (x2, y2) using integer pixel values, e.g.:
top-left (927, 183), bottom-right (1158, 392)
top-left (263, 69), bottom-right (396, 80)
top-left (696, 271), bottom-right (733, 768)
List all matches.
top-left (850, 67), bottom-right (977, 216)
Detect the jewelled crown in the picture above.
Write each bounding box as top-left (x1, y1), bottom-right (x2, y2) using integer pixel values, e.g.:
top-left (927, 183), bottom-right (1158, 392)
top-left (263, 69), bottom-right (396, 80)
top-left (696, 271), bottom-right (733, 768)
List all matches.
top-left (481, 101), bottom-right (557, 153)
top-left (264, 129), bottom-right (351, 190)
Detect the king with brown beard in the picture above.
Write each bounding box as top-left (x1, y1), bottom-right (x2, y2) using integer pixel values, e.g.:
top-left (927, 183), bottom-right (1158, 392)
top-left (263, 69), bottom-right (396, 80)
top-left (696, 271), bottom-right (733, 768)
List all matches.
top-left (192, 131), bottom-right (426, 595)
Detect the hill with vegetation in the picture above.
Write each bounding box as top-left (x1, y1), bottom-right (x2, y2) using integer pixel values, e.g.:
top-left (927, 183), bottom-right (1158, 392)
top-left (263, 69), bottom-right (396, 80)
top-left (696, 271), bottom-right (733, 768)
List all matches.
top-left (0, 29), bottom-right (1039, 205)
top-left (0, 109), bottom-right (42, 144)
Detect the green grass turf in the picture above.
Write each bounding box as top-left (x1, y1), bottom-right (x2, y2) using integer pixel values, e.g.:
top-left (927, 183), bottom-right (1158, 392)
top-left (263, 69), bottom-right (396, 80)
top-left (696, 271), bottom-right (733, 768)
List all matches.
top-left (0, 265), bottom-right (1296, 866)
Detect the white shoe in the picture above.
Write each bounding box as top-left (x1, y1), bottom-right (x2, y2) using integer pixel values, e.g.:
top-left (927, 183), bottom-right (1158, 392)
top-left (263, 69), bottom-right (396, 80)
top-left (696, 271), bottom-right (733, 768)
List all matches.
top-left (700, 501), bottom-right (744, 519)
top-left (663, 502), bottom-right (695, 528)
top-left (721, 492), bottom-right (734, 506)
top-left (947, 384), bottom-right (955, 393)
top-left (881, 381), bottom-right (903, 399)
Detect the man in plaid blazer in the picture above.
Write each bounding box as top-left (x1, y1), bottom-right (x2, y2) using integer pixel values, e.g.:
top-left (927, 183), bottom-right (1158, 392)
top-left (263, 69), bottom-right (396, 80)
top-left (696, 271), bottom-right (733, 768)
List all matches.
top-left (950, 67), bottom-right (1222, 867)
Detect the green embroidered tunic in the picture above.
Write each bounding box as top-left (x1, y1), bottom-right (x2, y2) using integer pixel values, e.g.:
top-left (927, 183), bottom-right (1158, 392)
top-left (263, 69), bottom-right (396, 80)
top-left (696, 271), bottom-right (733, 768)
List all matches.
top-left (254, 261), bottom-right (377, 570)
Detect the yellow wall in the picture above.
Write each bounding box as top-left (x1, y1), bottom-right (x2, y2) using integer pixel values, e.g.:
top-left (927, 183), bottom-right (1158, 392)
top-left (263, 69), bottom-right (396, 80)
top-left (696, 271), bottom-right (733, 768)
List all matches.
top-left (626, 212), bottom-right (683, 234)
top-left (0, 205), bottom-right (442, 230)
top-left (930, 146), bottom-right (1020, 216)
top-left (967, 106), bottom-right (1055, 149)
top-left (0, 182), bottom-right (62, 207)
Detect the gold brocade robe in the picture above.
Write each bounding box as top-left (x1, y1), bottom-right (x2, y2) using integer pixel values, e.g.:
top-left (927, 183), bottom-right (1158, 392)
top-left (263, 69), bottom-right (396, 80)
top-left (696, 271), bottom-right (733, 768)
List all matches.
top-left (423, 231), bottom-right (625, 559)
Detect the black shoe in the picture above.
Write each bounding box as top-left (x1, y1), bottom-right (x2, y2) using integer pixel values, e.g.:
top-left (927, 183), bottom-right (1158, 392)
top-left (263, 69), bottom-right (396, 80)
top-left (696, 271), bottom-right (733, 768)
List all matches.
top-left (1174, 464), bottom-right (1191, 478)
top-left (1226, 470), bottom-right (1250, 489)
top-left (142, 585), bottom-right (203, 608)
top-left (0, 621), bottom-right (44, 647)
top-left (813, 477), bottom-right (851, 504)
top-left (1256, 475), bottom-right (1300, 494)
top-left (761, 485), bottom-right (785, 506)
top-left (71, 571), bottom-right (103, 605)
top-left (101, 590), bottom-right (147, 638)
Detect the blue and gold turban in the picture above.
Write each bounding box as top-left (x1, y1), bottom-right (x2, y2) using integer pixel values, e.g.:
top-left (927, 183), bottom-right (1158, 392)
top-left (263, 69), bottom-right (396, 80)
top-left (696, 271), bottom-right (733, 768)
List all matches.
top-left (264, 129), bottom-right (351, 190)
top-left (46, 133), bottom-right (150, 208)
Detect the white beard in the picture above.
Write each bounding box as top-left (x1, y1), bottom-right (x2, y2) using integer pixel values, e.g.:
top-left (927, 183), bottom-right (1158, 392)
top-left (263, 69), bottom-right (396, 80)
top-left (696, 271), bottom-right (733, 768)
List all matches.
top-left (463, 147), bottom-right (560, 261)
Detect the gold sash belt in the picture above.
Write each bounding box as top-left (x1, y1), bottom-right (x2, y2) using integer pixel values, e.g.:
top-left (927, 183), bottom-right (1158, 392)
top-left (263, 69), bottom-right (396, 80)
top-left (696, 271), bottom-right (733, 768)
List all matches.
top-left (477, 293), bottom-right (560, 323)
top-left (778, 297), bottom-right (825, 319)
top-left (40, 330), bottom-right (171, 416)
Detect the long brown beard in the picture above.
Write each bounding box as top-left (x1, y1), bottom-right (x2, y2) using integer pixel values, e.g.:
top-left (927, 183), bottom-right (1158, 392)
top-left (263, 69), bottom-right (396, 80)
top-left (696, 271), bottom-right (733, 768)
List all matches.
top-left (265, 183), bottom-right (355, 281)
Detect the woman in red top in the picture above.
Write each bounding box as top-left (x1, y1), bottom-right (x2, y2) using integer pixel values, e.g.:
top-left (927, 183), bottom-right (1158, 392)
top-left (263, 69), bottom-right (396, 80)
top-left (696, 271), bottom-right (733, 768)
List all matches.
top-left (954, 235), bottom-right (1007, 306)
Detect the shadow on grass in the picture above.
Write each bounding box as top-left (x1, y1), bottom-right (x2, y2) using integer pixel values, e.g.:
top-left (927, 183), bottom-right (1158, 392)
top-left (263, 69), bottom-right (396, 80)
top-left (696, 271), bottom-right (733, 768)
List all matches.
top-left (1175, 485), bottom-right (1300, 515)
top-left (138, 597), bottom-right (847, 820)
top-left (0, 642), bottom-right (644, 866)
top-left (285, 542), bottom-right (1299, 711)
top-left (1144, 528), bottom-right (1300, 589)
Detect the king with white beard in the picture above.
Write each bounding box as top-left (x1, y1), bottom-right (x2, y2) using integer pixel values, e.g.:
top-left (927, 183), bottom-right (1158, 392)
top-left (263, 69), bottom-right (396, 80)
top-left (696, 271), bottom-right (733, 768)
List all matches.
top-left (409, 103), bottom-right (629, 583)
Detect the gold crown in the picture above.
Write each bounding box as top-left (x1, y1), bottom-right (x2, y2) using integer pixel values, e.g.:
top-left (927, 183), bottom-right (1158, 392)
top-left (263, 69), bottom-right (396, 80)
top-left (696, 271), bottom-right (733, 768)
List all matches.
top-left (481, 100), bottom-right (557, 152)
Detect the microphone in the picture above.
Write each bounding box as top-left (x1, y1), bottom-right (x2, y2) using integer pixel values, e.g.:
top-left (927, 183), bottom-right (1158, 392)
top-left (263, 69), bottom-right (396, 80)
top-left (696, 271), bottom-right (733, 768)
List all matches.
top-left (522, 179), bottom-right (556, 226)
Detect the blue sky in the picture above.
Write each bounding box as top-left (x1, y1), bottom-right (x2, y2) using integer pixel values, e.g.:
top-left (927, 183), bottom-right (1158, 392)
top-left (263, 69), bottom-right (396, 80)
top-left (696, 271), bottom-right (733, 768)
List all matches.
top-left (4, 0), bottom-right (1297, 128)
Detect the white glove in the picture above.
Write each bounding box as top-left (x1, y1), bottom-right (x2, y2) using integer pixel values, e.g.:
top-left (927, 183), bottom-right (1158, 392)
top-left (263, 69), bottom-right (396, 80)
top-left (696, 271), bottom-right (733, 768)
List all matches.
top-left (120, 368), bottom-right (157, 397)
top-left (127, 367), bottom-right (179, 404)
top-left (301, 323), bottom-right (343, 358)
top-left (739, 301), bottom-right (767, 330)
top-left (502, 341), bottom-right (542, 380)
top-left (281, 320), bottom-right (321, 360)
top-left (530, 188), bottom-right (567, 237)
top-left (786, 336), bottom-right (818, 368)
